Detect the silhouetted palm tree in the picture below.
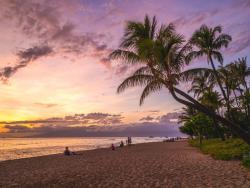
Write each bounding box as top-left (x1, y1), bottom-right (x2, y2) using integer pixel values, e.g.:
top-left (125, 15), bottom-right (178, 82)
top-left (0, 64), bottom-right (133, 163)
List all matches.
top-left (178, 106), bottom-right (196, 124)
top-left (188, 70), bottom-right (215, 98)
top-left (110, 15), bottom-right (250, 144)
top-left (188, 25), bottom-right (232, 109)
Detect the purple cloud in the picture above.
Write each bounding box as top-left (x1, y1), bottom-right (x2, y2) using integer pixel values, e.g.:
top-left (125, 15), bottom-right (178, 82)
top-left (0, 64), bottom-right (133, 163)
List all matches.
top-left (139, 116), bottom-right (155, 122)
top-left (2, 121), bottom-right (184, 137)
top-left (1, 112), bottom-right (124, 126)
top-left (0, 0), bottom-right (111, 80)
top-left (0, 45), bottom-right (53, 82)
top-left (158, 112), bottom-right (181, 123)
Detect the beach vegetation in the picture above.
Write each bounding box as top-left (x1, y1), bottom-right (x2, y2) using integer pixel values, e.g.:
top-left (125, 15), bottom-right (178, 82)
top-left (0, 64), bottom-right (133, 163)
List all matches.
top-left (243, 156), bottom-right (250, 170)
top-left (110, 15), bottom-right (250, 145)
top-left (189, 138), bottom-right (250, 169)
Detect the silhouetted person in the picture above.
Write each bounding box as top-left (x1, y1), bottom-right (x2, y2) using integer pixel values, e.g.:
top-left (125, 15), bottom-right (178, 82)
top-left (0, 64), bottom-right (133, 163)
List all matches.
top-left (111, 143), bottom-right (115, 150)
top-left (64, 147), bottom-right (70, 156)
top-left (128, 137), bottom-right (132, 145)
top-left (120, 141), bottom-right (124, 147)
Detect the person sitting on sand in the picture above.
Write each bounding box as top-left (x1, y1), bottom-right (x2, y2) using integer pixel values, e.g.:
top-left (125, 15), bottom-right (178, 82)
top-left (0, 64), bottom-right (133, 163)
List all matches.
top-left (111, 143), bottom-right (115, 150)
top-left (64, 147), bottom-right (78, 156)
top-left (120, 141), bottom-right (124, 147)
top-left (64, 147), bottom-right (71, 156)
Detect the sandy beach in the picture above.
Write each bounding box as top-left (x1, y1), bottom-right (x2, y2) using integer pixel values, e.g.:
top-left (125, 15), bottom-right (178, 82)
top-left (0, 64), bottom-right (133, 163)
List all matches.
top-left (1, 141), bottom-right (250, 188)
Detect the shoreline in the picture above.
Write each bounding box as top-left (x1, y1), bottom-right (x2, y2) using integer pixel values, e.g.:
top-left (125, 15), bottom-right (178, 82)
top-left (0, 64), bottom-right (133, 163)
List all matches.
top-left (0, 137), bottom-right (186, 162)
top-left (1, 141), bottom-right (250, 187)
top-left (0, 140), bottom-right (165, 163)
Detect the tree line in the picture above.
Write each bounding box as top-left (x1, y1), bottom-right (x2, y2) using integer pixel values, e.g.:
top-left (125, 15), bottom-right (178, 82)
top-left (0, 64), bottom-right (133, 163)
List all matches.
top-left (109, 15), bottom-right (250, 145)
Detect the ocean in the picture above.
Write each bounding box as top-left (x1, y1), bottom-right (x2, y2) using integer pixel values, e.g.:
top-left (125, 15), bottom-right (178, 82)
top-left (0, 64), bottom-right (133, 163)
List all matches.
top-left (0, 137), bottom-right (168, 161)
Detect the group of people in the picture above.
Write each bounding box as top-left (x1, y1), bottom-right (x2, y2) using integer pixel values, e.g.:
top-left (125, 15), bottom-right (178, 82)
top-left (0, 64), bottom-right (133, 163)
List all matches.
top-left (111, 137), bottom-right (132, 151)
top-left (64, 137), bottom-right (133, 155)
top-left (126, 137), bottom-right (132, 145)
top-left (164, 137), bottom-right (182, 142)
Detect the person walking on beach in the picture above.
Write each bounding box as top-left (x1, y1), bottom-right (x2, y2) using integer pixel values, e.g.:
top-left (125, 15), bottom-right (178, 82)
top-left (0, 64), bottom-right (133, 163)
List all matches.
top-left (127, 137), bottom-right (130, 145)
top-left (127, 137), bottom-right (132, 145)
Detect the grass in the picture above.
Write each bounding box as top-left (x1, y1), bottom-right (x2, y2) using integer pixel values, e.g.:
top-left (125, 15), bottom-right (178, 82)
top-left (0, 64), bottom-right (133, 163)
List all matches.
top-left (243, 156), bottom-right (250, 169)
top-left (189, 138), bottom-right (250, 169)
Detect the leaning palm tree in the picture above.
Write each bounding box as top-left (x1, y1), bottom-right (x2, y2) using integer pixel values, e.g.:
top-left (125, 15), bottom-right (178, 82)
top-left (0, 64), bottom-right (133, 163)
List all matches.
top-left (187, 25), bottom-right (232, 111)
top-left (110, 15), bottom-right (250, 144)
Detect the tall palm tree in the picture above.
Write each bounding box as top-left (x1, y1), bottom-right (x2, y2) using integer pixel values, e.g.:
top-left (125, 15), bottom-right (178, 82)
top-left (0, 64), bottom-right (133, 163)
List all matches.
top-left (110, 15), bottom-right (250, 144)
top-left (188, 25), bottom-right (232, 110)
top-left (233, 57), bottom-right (250, 91)
top-left (231, 58), bottom-right (250, 118)
top-left (218, 65), bottom-right (233, 103)
top-left (218, 58), bottom-right (250, 118)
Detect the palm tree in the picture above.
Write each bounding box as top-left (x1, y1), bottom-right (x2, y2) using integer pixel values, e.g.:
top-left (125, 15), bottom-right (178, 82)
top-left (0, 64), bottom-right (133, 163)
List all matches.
top-left (188, 25), bottom-right (232, 111)
top-left (219, 58), bottom-right (250, 118)
top-left (230, 58), bottom-right (250, 119)
top-left (218, 65), bottom-right (233, 103)
top-left (234, 57), bottom-right (250, 91)
top-left (199, 91), bottom-right (221, 111)
top-left (110, 15), bottom-right (250, 144)
top-left (188, 70), bottom-right (215, 98)
top-left (110, 15), bottom-right (188, 105)
top-left (178, 106), bottom-right (196, 124)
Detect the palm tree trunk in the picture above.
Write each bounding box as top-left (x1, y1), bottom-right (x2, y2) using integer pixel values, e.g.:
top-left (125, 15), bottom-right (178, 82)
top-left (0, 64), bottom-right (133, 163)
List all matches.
top-left (169, 87), bottom-right (250, 145)
top-left (208, 55), bottom-right (228, 102)
top-left (213, 118), bottom-right (225, 141)
top-left (199, 132), bottom-right (202, 147)
top-left (233, 90), bottom-right (240, 108)
top-left (243, 80), bottom-right (250, 120)
top-left (208, 55), bottom-right (233, 119)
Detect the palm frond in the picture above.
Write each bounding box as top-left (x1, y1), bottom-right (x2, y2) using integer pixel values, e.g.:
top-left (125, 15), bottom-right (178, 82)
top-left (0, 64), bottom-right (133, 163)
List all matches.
top-left (212, 25), bottom-right (222, 35)
top-left (109, 49), bottom-right (141, 64)
top-left (179, 68), bottom-right (213, 82)
top-left (139, 81), bottom-right (164, 105)
top-left (117, 74), bottom-right (155, 94)
top-left (185, 50), bottom-right (204, 63)
top-left (133, 66), bottom-right (152, 75)
top-left (213, 34), bottom-right (232, 49)
top-left (212, 51), bottom-right (223, 64)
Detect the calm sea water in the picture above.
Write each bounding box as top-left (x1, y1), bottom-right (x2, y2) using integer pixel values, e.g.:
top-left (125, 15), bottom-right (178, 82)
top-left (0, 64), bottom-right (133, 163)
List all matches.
top-left (0, 137), bottom-right (166, 161)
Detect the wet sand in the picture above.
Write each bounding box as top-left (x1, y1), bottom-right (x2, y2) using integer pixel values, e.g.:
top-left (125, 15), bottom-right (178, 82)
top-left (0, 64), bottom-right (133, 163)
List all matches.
top-left (1, 141), bottom-right (250, 188)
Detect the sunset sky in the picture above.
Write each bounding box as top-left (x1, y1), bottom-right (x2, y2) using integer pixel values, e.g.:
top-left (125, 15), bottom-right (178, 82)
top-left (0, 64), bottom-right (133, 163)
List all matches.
top-left (0, 0), bottom-right (250, 135)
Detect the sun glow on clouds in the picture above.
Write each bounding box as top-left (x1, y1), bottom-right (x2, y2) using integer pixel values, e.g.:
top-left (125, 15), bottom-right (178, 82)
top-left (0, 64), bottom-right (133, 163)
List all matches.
top-left (0, 0), bottom-right (249, 131)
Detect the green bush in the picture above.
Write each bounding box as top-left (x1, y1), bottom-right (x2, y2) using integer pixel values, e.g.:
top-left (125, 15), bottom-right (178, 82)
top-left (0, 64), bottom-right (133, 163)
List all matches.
top-left (189, 138), bottom-right (250, 160)
top-left (242, 156), bottom-right (250, 170)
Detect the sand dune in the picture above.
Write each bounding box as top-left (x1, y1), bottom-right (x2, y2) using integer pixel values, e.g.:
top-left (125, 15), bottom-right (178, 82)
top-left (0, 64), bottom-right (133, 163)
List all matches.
top-left (1, 141), bottom-right (250, 188)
